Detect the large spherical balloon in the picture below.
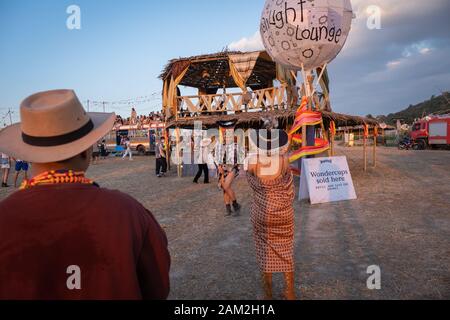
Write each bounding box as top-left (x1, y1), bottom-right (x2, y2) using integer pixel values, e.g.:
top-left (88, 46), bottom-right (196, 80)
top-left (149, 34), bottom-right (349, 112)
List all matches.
top-left (260, 0), bottom-right (353, 71)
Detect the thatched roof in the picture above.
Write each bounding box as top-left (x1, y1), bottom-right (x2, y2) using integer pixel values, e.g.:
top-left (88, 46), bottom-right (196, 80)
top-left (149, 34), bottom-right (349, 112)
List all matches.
top-left (159, 50), bottom-right (276, 90)
top-left (166, 110), bottom-right (379, 130)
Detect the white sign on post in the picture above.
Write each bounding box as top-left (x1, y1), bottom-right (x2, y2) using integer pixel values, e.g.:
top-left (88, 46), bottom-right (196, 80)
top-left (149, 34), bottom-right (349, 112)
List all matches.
top-left (299, 156), bottom-right (357, 204)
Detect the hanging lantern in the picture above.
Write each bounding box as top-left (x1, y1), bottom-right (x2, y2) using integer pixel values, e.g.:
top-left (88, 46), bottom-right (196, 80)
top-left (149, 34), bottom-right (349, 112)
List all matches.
top-left (260, 0), bottom-right (353, 71)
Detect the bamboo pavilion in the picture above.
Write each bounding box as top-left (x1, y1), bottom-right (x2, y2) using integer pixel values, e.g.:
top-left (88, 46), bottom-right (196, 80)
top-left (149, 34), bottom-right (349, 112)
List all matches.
top-left (160, 50), bottom-right (379, 173)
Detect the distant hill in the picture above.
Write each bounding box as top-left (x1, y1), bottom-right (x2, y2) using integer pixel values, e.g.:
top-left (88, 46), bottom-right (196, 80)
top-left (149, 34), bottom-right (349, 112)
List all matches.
top-left (371, 92), bottom-right (450, 125)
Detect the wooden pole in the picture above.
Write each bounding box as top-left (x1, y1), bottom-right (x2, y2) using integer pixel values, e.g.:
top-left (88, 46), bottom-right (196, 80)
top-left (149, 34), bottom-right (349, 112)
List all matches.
top-left (8, 108), bottom-right (13, 125)
top-left (373, 129), bottom-right (377, 168)
top-left (327, 130), bottom-right (332, 157)
top-left (175, 127), bottom-right (181, 177)
top-left (165, 128), bottom-right (170, 171)
top-left (330, 130), bottom-right (335, 156)
top-left (363, 135), bottom-right (367, 172)
top-left (299, 65), bottom-right (308, 150)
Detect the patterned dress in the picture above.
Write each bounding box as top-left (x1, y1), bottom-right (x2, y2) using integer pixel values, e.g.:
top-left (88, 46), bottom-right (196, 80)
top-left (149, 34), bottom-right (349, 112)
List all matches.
top-left (247, 171), bottom-right (295, 273)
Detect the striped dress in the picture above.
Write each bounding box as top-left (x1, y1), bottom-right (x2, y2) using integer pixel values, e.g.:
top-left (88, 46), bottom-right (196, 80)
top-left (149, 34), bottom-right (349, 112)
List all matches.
top-left (247, 171), bottom-right (295, 273)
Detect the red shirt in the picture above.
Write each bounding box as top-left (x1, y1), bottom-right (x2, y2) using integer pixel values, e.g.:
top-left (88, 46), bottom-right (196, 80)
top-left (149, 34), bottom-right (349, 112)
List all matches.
top-left (0, 184), bottom-right (170, 300)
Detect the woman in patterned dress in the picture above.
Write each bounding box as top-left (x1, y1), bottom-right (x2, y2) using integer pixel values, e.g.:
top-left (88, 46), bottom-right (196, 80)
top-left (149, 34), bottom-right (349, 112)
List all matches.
top-left (246, 129), bottom-right (296, 300)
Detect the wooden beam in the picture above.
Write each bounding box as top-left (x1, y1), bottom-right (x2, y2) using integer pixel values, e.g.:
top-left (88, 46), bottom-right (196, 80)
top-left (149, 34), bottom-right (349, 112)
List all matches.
top-left (363, 135), bottom-right (367, 172)
top-left (373, 130), bottom-right (377, 168)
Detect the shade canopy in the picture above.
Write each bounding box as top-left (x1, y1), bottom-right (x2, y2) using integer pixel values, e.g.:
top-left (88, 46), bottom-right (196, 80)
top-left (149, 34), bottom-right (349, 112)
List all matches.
top-left (166, 109), bottom-right (379, 130)
top-left (159, 51), bottom-right (277, 90)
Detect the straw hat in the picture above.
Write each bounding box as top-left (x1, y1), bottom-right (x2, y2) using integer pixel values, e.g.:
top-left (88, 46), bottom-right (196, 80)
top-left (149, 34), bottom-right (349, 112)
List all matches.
top-left (0, 89), bottom-right (116, 163)
top-left (249, 129), bottom-right (289, 153)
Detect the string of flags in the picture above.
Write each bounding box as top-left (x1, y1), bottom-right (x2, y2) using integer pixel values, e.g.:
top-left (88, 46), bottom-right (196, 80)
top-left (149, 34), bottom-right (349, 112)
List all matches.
top-left (84, 91), bottom-right (162, 107)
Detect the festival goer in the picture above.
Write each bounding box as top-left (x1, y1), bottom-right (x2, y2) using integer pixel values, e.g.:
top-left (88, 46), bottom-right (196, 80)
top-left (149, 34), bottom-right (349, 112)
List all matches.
top-left (0, 90), bottom-right (170, 299)
top-left (92, 141), bottom-right (101, 164)
top-left (122, 137), bottom-right (133, 161)
top-left (245, 129), bottom-right (296, 300)
top-left (193, 138), bottom-right (211, 184)
top-left (1, 153), bottom-right (10, 188)
top-left (100, 139), bottom-right (107, 159)
top-left (155, 136), bottom-right (167, 178)
top-left (13, 158), bottom-right (29, 188)
top-left (217, 164), bottom-right (240, 217)
top-left (131, 107), bottom-right (137, 125)
top-left (215, 121), bottom-right (241, 217)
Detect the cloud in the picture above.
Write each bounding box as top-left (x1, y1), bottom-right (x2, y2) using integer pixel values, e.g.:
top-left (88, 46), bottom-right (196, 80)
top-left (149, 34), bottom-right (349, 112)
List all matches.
top-left (228, 32), bottom-right (264, 52)
top-left (229, 0), bottom-right (450, 116)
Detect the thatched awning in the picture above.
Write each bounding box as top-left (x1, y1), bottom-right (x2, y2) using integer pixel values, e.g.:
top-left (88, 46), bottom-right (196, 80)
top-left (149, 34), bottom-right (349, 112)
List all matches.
top-left (159, 50), bottom-right (276, 90)
top-left (166, 110), bottom-right (379, 130)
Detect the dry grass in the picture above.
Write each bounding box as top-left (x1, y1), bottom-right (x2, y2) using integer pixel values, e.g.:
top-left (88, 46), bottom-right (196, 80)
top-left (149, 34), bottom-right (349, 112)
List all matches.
top-left (1, 147), bottom-right (449, 300)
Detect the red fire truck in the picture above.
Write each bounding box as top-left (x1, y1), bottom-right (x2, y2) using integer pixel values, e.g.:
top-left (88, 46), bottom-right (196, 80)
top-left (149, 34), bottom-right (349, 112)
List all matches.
top-left (410, 115), bottom-right (450, 149)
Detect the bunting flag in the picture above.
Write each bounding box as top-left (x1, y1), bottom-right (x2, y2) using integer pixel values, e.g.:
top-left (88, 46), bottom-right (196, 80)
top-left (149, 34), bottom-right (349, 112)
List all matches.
top-left (363, 124), bottom-right (369, 138)
top-left (289, 98), bottom-right (323, 135)
top-left (288, 96), bottom-right (330, 166)
top-left (289, 138), bottom-right (330, 163)
top-left (330, 121), bottom-right (337, 136)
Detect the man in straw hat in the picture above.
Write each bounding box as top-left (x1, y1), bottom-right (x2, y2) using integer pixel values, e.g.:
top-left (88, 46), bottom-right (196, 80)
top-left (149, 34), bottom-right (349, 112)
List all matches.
top-left (0, 90), bottom-right (170, 300)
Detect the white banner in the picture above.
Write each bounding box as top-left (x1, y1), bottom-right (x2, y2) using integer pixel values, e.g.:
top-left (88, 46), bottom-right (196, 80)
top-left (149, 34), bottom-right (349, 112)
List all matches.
top-left (299, 156), bottom-right (357, 204)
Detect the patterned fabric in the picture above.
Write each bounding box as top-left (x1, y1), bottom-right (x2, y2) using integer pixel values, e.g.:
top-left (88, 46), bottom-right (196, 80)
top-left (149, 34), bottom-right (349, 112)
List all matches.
top-left (247, 171), bottom-right (295, 273)
top-left (20, 170), bottom-right (95, 190)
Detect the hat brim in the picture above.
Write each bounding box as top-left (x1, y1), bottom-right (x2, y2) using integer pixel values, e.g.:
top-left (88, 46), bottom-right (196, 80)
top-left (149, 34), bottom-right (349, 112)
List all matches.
top-left (0, 112), bottom-right (116, 163)
top-left (249, 130), bottom-right (289, 152)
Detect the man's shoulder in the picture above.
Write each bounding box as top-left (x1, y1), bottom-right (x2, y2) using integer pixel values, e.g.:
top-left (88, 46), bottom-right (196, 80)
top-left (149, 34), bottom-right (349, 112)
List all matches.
top-left (1, 185), bottom-right (146, 212)
top-left (0, 185), bottom-right (154, 228)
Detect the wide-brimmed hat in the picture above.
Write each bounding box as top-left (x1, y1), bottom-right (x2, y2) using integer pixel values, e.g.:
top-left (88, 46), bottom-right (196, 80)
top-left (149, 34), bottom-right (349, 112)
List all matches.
top-left (249, 129), bottom-right (289, 152)
top-left (0, 89), bottom-right (116, 163)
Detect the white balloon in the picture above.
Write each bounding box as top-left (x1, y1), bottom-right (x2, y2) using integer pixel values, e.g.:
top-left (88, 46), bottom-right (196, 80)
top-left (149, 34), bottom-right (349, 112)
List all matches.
top-left (260, 0), bottom-right (353, 71)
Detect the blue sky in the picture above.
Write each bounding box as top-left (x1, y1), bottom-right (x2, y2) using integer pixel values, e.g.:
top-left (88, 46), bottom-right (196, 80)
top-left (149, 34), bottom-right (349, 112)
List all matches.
top-left (1, 0), bottom-right (449, 125)
top-left (0, 0), bottom-right (263, 123)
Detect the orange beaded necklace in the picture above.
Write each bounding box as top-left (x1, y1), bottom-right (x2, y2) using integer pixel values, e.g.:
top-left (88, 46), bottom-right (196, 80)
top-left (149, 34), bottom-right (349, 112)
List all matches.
top-left (20, 170), bottom-right (95, 190)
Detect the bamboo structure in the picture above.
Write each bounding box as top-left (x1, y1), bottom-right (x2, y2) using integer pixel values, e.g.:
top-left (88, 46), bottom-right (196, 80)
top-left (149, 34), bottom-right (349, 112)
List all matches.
top-left (363, 135), bottom-right (367, 172)
top-left (175, 127), bottom-right (181, 177)
top-left (330, 130), bottom-right (335, 156)
top-left (159, 50), bottom-right (380, 176)
top-left (373, 134), bottom-right (377, 168)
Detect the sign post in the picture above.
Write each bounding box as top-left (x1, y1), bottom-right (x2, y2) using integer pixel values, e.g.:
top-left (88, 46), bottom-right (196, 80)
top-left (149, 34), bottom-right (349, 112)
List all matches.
top-left (299, 156), bottom-right (357, 204)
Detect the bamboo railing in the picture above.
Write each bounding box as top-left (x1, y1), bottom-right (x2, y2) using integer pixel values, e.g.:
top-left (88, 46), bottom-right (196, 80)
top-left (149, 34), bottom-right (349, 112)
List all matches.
top-left (176, 85), bottom-right (288, 119)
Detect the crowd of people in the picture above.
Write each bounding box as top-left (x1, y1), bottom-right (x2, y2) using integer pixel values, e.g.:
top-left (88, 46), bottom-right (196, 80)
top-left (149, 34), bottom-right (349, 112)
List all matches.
top-left (114, 110), bottom-right (163, 127)
top-left (0, 89), bottom-right (296, 300)
top-left (1, 153), bottom-right (29, 188)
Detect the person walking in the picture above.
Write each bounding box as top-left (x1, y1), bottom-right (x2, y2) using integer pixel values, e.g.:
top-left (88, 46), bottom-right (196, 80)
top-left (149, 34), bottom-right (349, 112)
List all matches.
top-left (155, 136), bottom-right (167, 177)
top-left (0, 90), bottom-right (170, 300)
top-left (13, 159), bottom-right (29, 188)
top-left (246, 129), bottom-right (296, 300)
top-left (193, 138), bottom-right (211, 184)
top-left (100, 139), bottom-right (107, 159)
top-left (92, 141), bottom-right (101, 164)
top-left (215, 120), bottom-right (242, 216)
top-left (122, 137), bottom-right (133, 161)
top-left (1, 153), bottom-right (10, 188)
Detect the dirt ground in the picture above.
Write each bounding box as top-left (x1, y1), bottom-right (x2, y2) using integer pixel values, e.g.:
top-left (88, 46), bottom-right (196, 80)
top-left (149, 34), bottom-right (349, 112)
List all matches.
top-left (1, 147), bottom-right (449, 300)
